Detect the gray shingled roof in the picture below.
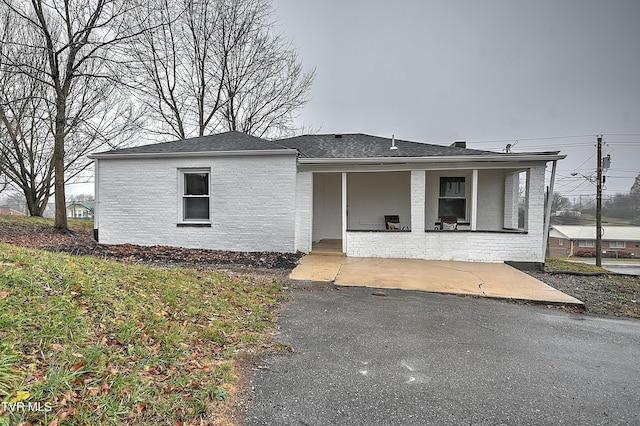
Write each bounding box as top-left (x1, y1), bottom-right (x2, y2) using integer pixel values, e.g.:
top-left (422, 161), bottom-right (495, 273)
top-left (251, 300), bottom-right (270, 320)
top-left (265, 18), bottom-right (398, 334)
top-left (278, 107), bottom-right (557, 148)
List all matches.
top-left (93, 131), bottom-right (546, 160)
top-left (95, 131), bottom-right (287, 155)
top-left (276, 133), bottom-right (497, 158)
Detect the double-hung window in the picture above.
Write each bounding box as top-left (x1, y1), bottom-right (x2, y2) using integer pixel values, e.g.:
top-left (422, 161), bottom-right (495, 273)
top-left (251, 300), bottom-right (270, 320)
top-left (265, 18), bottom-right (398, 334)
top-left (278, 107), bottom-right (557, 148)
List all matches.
top-left (438, 177), bottom-right (466, 220)
top-left (610, 241), bottom-right (626, 249)
top-left (180, 169), bottom-right (210, 222)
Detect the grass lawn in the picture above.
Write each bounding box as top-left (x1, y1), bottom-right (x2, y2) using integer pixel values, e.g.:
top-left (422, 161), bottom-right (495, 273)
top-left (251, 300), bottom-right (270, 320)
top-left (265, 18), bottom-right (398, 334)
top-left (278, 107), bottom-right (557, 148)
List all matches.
top-left (0, 243), bottom-right (285, 425)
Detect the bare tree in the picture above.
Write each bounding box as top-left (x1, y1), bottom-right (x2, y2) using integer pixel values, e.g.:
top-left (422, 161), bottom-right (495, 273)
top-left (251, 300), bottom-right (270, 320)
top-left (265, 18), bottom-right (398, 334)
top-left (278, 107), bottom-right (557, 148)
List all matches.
top-left (0, 0), bottom-right (142, 227)
top-left (631, 172), bottom-right (640, 210)
top-left (220, 0), bottom-right (314, 137)
top-left (0, 186), bottom-right (27, 213)
top-left (68, 193), bottom-right (94, 202)
top-left (127, 0), bottom-right (314, 140)
top-left (551, 192), bottom-right (571, 213)
top-left (0, 6), bottom-right (55, 216)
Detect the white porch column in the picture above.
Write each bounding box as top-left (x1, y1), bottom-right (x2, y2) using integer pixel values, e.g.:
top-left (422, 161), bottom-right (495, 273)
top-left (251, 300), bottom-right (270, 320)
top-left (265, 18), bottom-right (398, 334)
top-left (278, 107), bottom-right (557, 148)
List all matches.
top-left (504, 172), bottom-right (520, 229)
top-left (341, 172), bottom-right (347, 253)
top-left (411, 170), bottom-right (425, 233)
top-left (471, 169), bottom-right (478, 230)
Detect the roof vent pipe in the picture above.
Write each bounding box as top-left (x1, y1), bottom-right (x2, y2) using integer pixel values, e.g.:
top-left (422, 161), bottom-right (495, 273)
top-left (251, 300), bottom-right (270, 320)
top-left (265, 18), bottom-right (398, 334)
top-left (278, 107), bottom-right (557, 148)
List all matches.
top-left (390, 134), bottom-right (398, 150)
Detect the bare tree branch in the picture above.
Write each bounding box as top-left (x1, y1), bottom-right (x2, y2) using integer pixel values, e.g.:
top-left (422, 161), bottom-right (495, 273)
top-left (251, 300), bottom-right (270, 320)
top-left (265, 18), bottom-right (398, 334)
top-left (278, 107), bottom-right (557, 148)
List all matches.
top-left (126, 0), bottom-right (314, 140)
top-left (0, 0), bottom-right (143, 223)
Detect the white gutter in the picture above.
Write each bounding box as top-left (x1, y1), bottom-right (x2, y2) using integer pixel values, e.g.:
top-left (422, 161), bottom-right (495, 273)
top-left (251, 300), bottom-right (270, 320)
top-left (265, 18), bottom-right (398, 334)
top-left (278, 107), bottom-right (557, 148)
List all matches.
top-left (297, 153), bottom-right (566, 165)
top-left (88, 148), bottom-right (299, 160)
top-left (93, 159), bottom-right (99, 241)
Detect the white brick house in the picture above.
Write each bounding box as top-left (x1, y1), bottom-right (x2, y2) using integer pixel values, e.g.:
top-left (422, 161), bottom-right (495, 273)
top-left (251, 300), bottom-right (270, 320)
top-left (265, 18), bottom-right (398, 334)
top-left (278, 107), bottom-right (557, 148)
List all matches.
top-left (90, 131), bottom-right (564, 266)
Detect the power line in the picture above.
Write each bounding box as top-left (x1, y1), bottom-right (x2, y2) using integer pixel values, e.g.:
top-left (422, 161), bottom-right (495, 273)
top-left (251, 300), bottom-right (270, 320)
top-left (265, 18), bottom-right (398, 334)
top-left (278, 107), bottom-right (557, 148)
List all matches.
top-left (572, 151), bottom-right (597, 171)
top-left (466, 134), bottom-right (640, 150)
top-left (468, 134), bottom-right (598, 144)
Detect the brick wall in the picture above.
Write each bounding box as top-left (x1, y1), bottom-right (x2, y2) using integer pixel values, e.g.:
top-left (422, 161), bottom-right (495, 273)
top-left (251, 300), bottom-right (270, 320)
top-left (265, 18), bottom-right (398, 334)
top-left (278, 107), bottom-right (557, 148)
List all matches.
top-left (602, 240), bottom-right (640, 257)
top-left (347, 231), bottom-right (543, 262)
top-left (95, 154), bottom-right (298, 252)
top-left (548, 237), bottom-right (570, 257)
top-left (550, 238), bottom-right (640, 258)
top-left (295, 171), bottom-right (313, 252)
top-left (347, 165), bottom-right (547, 263)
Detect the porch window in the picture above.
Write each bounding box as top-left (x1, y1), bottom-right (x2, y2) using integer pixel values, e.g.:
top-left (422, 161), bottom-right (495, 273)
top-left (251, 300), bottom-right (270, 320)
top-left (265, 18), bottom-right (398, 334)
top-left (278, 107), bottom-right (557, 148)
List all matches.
top-left (438, 177), bottom-right (466, 220)
top-left (180, 169), bottom-right (210, 221)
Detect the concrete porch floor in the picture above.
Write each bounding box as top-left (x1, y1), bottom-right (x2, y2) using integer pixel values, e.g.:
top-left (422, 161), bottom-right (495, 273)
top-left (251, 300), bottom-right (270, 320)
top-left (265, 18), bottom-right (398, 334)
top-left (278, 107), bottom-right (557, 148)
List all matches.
top-left (290, 254), bottom-right (583, 306)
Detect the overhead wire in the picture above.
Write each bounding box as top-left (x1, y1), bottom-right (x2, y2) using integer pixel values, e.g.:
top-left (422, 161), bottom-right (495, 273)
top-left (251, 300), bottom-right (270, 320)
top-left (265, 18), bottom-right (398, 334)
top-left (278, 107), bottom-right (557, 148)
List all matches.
top-left (467, 134), bottom-right (598, 144)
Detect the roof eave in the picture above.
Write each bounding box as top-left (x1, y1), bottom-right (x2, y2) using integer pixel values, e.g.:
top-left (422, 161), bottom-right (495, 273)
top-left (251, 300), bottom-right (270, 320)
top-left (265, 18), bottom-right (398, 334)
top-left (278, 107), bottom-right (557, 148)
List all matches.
top-left (88, 148), bottom-right (299, 160)
top-left (297, 153), bottom-right (566, 165)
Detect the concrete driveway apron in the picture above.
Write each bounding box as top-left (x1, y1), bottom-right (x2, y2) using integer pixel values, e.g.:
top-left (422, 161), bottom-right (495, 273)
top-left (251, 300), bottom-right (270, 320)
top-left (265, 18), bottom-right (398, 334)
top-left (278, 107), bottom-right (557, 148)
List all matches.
top-left (290, 254), bottom-right (583, 306)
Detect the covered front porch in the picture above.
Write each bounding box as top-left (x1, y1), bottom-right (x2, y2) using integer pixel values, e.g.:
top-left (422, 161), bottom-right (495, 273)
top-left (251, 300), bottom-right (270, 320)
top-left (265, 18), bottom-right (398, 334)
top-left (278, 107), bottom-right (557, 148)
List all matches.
top-left (308, 165), bottom-right (548, 264)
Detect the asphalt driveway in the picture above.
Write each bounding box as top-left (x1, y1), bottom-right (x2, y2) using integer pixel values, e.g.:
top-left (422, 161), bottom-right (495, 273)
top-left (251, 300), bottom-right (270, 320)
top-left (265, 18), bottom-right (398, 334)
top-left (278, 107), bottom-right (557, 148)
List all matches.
top-left (246, 287), bottom-right (640, 425)
top-left (570, 259), bottom-right (640, 276)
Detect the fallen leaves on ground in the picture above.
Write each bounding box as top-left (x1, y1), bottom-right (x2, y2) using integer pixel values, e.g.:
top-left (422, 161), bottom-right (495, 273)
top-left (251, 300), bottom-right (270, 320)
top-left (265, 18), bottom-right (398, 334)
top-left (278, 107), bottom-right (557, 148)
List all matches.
top-left (0, 218), bottom-right (303, 270)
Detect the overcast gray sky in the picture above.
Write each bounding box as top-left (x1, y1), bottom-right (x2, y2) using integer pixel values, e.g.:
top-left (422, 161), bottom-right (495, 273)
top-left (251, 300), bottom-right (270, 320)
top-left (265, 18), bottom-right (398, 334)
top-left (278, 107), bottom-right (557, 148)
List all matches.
top-left (272, 0), bottom-right (640, 198)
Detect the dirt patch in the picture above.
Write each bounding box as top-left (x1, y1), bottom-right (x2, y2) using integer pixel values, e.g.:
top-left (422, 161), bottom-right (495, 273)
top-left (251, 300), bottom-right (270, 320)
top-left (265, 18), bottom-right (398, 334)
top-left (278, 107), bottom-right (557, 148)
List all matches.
top-left (0, 220), bottom-right (304, 272)
top-left (528, 271), bottom-right (640, 318)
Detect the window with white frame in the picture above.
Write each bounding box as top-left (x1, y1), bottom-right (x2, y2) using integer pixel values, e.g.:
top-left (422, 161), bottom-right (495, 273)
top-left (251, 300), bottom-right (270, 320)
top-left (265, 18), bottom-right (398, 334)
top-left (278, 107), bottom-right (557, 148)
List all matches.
top-left (438, 177), bottom-right (466, 220)
top-left (609, 241), bottom-right (626, 249)
top-left (578, 240), bottom-right (594, 248)
top-left (180, 170), bottom-right (210, 221)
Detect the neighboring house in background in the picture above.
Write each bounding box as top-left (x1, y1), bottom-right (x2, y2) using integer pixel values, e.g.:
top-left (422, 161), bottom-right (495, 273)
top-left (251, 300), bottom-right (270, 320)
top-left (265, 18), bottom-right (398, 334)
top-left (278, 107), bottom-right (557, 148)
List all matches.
top-left (67, 202), bottom-right (95, 219)
top-left (0, 205), bottom-right (25, 216)
top-left (549, 225), bottom-right (640, 258)
top-left (89, 131), bottom-right (564, 267)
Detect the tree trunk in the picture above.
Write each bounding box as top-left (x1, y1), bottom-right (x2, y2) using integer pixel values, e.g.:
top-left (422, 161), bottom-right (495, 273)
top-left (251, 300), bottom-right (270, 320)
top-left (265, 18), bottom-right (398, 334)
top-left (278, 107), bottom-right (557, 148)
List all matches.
top-left (24, 187), bottom-right (46, 216)
top-left (53, 105), bottom-right (67, 229)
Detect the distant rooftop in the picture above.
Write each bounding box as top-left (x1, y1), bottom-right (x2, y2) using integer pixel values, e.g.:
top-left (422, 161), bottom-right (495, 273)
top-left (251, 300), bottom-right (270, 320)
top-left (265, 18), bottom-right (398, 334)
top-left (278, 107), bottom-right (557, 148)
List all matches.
top-left (67, 201), bottom-right (95, 210)
top-left (552, 225), bottom-right (640, 241)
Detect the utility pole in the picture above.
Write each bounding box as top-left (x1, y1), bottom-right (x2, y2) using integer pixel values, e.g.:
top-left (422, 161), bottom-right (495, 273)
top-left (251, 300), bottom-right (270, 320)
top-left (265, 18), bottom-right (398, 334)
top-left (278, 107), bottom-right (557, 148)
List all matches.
top-left (579, 194), bottom-right (582, 212)
top-left (596, 135), bottom-right (603, 267)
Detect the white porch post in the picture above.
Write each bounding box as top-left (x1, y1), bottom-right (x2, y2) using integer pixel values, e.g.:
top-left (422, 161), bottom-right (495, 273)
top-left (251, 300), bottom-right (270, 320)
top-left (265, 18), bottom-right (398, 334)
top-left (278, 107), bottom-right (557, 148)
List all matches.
top-left (411, 170), bottom-right (425, 233)
top-left (543, 160), bottom-right (558, 259)
top-left (504, 172), bottom-right (519, 229)
top-left (471, 169), bottom-right (478, 230)
top-left (341, 172), bottom-right (347, 253)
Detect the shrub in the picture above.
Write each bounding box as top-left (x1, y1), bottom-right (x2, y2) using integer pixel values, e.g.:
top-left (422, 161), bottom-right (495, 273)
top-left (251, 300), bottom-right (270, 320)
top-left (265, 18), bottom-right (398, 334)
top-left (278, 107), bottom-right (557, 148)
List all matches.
top-left (573, 249), bottom-right (596, 257)
top-left (603, 251), bottom-right (634, 259)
